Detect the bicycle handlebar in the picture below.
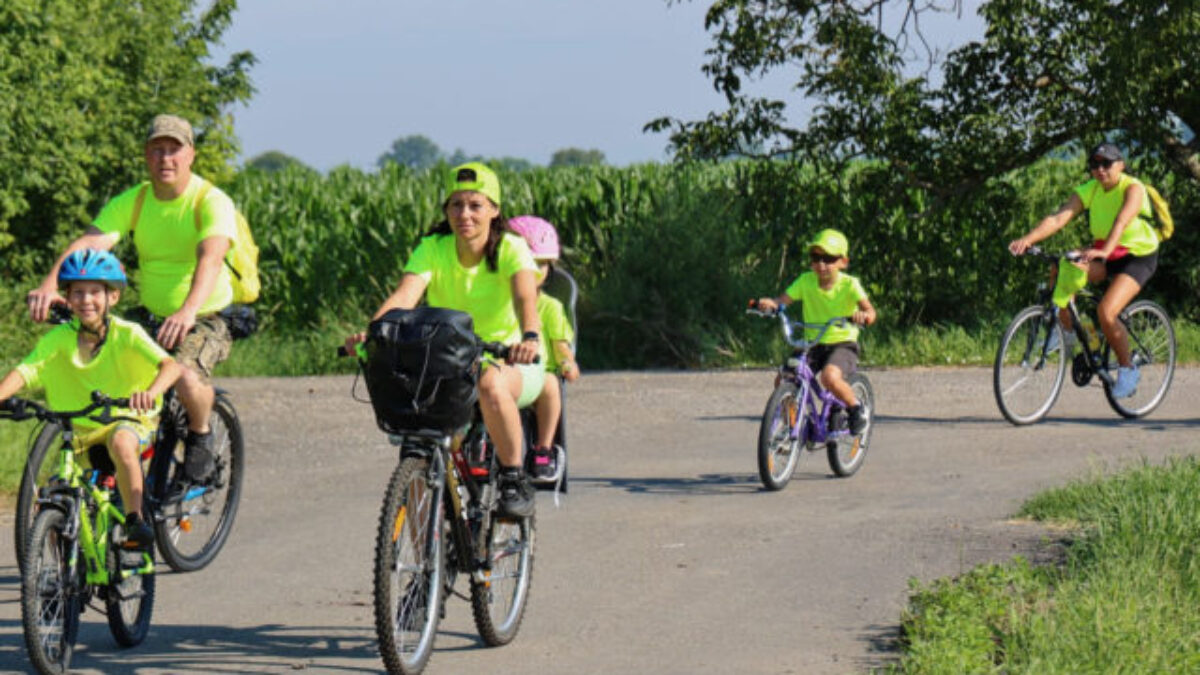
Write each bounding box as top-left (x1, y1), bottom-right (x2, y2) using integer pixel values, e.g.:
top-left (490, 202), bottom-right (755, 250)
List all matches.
top-left (1018, 245), bottom-right (1085, 264)
top-left (336, 340), bottom-right (533, 363)
top-left (746, 300), bottom-right (858, 349)
top-left (0, 391), bottom-right (134, 425)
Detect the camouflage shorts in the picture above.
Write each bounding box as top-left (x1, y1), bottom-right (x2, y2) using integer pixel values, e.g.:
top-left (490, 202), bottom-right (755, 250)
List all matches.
top-left (175, 314), bottom-right (232, 382)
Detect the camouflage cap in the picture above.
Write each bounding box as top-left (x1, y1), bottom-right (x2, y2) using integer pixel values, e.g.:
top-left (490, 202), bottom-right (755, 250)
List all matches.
top-left (146, 114), bottom-right (194, 146)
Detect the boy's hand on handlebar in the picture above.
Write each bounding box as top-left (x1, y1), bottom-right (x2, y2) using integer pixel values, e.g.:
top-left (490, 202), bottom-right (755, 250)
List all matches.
top-left (751, 297), bottom-right (779, 313)
top-left (1008, 238), bottom-right (1033, 256)
top-left (851, 310), bottom-right (872, 326)
top-left (128, 391), bottom-right (156, 413)
top-left (26, 284), bottom-right (65, 323)
top-left (343, 332), bottom-right (367, 357)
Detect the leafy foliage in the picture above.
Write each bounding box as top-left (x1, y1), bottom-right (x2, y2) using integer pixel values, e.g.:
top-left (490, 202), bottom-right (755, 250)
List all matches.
top-left (377, 134), bottom-right (443, 169)
top-left (550, 148), bottom-right (606, 167)
top-left (0, 0), bottom-right (254, 277)
top-left (652, 0), bottom-right (1199, 188)
top-left (246, 150), bottom-right (312, 173)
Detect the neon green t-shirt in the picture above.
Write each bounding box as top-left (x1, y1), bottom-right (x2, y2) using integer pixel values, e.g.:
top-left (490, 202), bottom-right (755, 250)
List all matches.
top-left (1075, 175), bottom-right (1160, 256)
top-left (783, 272), bottom-right (868, 344)
top-left (93, 176), bottom-right (237, 317)
top-left (404, 232), bottom-right (539, 344)
top-left (538, 293), bottom-right (575, 374)
top-left (15, 317), bottom-right (171, 431)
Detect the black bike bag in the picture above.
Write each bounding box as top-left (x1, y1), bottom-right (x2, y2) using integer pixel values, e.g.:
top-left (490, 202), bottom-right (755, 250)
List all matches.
top-left (363, 307), bottom-right (482, 433)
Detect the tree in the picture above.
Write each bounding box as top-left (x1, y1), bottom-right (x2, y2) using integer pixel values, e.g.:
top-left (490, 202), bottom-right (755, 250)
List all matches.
top-left (550, 148), bottom-right (606, 167)
top-left (0, 0), bottom-right (254, 277)
top-left (377, 134), bottom-right (443, 169)
top-left (246, 150), bottom-right (311, 173)
top-left (649, 0), bottom-right (1200, 193)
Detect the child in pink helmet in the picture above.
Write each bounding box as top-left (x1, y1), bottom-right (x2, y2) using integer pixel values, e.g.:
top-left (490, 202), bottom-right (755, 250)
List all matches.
top-left (508, 215), bottom-right (580, 481)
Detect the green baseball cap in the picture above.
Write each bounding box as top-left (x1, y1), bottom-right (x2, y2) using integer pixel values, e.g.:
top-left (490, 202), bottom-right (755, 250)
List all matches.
top-left (444, 162), bottom-right (501, 206)
top-left (807, 228), bottom-right (849, 257)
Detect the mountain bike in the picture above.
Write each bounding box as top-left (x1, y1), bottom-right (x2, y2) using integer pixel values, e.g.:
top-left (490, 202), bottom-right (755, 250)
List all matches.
top-left (341, 341), bottom-right (535, 675)
top-left (2, 393), bottom-right (156, 675)
top-left (14, 305), bottom-right (245, 573)
top-left (747, 302), bottom-right (875, 491)
top-left (994, 246), bottom-right (1176, 425)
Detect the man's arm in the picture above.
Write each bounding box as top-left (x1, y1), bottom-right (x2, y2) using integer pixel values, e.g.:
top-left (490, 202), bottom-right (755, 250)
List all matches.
top-left (27, 227), bottom-right (119, 322)
top-left (0, 370), bottom-right (28, 403)
top-left (157, 235), bottom-right (231, 350)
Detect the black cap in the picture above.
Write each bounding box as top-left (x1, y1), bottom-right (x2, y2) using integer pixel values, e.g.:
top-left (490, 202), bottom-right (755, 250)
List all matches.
top-left (1089, 142), bottom-right (1123, 162)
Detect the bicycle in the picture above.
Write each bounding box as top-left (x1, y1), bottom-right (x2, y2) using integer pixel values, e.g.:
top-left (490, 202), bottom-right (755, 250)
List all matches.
top-left (994, 245), bottom-right (1176, 425)
top-left (14, 305), bottom-right (245, 573)
top-left (340, 340), bottom-right (535, 675)
top-left (2, 393), bottom-right (156, 675)
top-left (747, 301), bottom-right (876, 491)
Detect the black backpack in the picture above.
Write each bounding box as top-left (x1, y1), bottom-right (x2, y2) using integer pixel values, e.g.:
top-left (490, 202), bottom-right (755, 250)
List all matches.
top-left (363, 307), bottom-right (483, 433)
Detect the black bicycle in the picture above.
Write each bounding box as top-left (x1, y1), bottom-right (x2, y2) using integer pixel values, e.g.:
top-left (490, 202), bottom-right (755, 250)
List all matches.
top-left (994, 246), bottom-right (1177, 424)
top-left (14, 306), bottom-right (245, 573)
top-left (341, 340), bottom-right (535, 674)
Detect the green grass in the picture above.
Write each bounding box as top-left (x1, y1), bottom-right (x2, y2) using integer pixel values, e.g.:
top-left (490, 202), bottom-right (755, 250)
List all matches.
top-left (897, 457), bottom-right (1200, 673)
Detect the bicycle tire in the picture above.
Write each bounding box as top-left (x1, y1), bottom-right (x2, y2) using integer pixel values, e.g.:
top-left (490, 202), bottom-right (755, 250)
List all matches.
top-left (14, 422), bottom-right (62, 573)
top-left (1102, 300), bottom-right (1176, 419)
top-left (21, 508), bottom-right (82, 675)
top-left (471, 514), bottom-right (535, 646)
top-left (827, 373), bottom-right (874, 477)
top-left (153, 395), bottom-right (245, 572)
top-left (994, 305), bottom-right (1067, 425)
top-left (757, 383), bottom-right (804, 491)
top-left (375, 456), bottom-right (445, 675)
top-left (105, 547), bottom-right (155, 647)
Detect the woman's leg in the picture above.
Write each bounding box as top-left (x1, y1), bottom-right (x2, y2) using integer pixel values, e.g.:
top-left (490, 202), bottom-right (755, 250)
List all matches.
top-left (1097, 274), bottom-right (1142, 367)
top-left (478, 364), bottom-right (526, 468)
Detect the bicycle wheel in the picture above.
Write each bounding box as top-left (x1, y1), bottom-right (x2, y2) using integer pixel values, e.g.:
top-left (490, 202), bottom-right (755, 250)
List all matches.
top-left (757, 383), bottom-right (804, 491)
top-left (471, 514), bottom-right (535, 646)
top-left (15, 422), bottom-right (62, 572)
top-left (105, 547), bottom-right (155, 647)
top-left (1103, 300), bottom-right (1176, 418)
top-left (827, 373), bottom-right (874, 477)
top-left (154, 395), bottom-right (245, 572)
top-left (21, 508), bottom-right (82, 675)
top-left (375, 456), bottom-right (445, 675)
top-left (994, 305), bottom-right (1067, 425)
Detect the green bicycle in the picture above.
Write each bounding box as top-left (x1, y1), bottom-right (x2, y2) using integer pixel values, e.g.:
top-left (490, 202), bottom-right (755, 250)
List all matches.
top-left (2, 392), bottom-right (156, 675)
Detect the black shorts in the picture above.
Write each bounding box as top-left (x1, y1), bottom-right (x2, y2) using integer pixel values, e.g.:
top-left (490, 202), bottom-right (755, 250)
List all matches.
top-left (1106, 250), bottom-right (1158, 287)
top-left (806, 342), bottom-right (859, 377)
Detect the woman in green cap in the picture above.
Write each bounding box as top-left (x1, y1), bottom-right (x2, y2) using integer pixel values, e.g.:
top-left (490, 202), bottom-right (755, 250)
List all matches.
top-left (348, 162), bottom-right (544, 517)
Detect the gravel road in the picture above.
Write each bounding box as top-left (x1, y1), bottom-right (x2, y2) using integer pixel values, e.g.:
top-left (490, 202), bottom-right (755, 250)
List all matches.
top-left (1, 367), bottom-right (1197, 674)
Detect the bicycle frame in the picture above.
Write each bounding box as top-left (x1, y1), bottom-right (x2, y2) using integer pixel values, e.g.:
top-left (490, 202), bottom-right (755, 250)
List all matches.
top-left (757, 306), bottom-right (855, 447)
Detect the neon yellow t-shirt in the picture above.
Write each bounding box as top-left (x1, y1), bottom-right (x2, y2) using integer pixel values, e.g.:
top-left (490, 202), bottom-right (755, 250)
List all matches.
top-left (93, 176), bottom-right (237, 317)
top-left (783, 272), bottom-right (868, 344)
top-left (538, 293), bottom-right (575, 374)
top-left (404, 233), bottom-right (539, 344)
top-left (1075, 175), bottom-right (1160, 256)
top-left (15, 317), bottom-right (171, 431)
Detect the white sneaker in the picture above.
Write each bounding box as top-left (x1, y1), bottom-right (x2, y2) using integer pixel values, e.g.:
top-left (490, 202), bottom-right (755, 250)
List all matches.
top-left (1111, 366), bottom-right (1140, 399)
top-left (1045, 327), bottom-right (1076, 354)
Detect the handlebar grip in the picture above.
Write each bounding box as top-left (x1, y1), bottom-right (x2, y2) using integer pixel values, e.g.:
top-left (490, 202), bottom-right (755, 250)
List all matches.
top-left (337, 345), bottom-right (350, 357)
top-left (48, 303), bottom-right (73, 325)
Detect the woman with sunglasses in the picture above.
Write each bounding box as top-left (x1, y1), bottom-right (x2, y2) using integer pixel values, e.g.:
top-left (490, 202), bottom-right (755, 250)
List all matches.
top-left (1008, 143), bottom-right (1161, 399)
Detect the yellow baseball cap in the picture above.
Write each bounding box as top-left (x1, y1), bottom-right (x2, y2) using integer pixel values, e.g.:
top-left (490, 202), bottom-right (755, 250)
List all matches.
top-left (807, 229), bottom-right (849, 257)
top-left (444, 162), bottom-right (501, 206)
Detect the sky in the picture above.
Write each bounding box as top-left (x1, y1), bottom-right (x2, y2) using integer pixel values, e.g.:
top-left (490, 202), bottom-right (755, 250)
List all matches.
top-left (213, 1), bottom-right (985, 171)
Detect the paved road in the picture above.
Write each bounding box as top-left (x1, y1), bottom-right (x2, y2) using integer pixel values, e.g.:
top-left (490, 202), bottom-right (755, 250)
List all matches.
top-left (1, 368), bottom-right (1197, 674)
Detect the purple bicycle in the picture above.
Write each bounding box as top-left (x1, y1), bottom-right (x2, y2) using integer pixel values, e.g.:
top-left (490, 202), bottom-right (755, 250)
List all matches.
top-left (748, 302), bottom-right (875, 491)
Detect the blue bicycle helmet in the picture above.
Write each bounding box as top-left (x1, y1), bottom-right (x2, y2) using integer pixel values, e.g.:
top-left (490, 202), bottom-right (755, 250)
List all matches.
top-left (58, 249), bottom-right (127, 289)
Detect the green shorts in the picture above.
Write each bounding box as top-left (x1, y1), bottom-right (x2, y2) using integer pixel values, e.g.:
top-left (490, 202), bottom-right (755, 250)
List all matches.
top-left (483, 359), bottom-right (546, 409)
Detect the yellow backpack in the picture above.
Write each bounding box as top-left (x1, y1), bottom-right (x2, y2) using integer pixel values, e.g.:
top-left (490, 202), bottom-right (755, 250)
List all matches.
top-left (1144, 183), bottom-right (1174, 241)
top-left (130, 182), bottom-right (261, 303)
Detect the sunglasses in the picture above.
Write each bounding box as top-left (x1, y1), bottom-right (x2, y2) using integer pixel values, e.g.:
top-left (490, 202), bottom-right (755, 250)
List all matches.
top-left (1087, 158), bottom-right (1115, 170)
top-left (810, 252), bottom-right (842, 264)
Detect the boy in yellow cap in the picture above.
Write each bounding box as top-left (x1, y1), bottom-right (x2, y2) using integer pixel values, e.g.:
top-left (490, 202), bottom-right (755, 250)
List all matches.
top-left (754, 229), bottom-right (877, 434)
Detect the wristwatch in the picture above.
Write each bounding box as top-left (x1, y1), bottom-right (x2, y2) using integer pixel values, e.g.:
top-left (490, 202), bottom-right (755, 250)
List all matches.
top-left (522, 331), bottom-right (540, 343)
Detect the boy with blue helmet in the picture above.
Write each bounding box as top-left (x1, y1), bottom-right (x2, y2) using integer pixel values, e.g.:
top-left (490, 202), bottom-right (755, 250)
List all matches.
top-left (1, 249), bottom-right (183, 549)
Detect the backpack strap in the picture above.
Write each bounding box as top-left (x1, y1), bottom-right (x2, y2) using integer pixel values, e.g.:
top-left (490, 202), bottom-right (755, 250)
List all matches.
top-left (192, 181), bottom-right (214, 231)
top-left (129, 184), bottom-right (150, 233)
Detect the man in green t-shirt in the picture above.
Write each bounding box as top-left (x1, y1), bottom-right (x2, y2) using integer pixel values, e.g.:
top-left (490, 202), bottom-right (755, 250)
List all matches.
top-left (26, 114), bottom-right (236, 485)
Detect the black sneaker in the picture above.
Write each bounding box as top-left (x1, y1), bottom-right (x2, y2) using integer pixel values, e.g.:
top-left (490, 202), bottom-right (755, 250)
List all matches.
top-left (497, 470), bottom-right (535, 518)
top-left (847, 405), bottom-right (867, 436)
top-left (122, 513), bottom-right (155, 550)
top-left (184, 430), bottom-right (216, 483)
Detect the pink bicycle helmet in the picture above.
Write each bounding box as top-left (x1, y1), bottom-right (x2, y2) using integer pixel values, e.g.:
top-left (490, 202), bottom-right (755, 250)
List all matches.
top-left (509, 215), bottom-right (560, 261)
